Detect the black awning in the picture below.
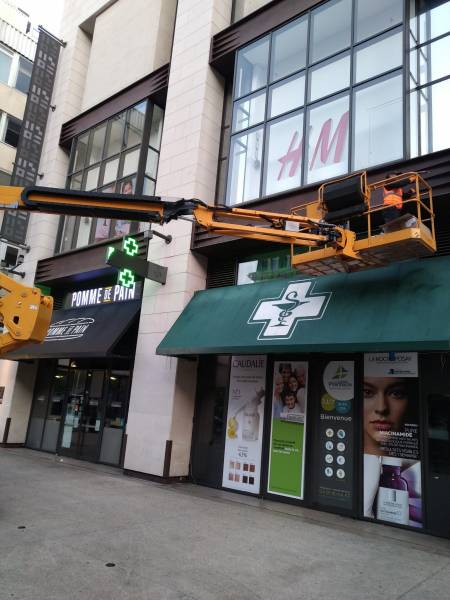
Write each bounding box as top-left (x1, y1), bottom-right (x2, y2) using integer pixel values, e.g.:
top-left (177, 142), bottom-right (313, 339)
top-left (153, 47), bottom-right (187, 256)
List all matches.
top-left (9, 300), bottom-right (141, 360)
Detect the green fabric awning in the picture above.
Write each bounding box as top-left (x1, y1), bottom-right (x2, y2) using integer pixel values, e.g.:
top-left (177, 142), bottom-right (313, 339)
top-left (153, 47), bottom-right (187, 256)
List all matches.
top-left (157, 256), bottom-right (450, 356)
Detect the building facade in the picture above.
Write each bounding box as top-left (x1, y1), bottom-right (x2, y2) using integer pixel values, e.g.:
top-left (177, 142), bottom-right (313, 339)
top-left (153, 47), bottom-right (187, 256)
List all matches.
top-left (0, 0), bottom-right (450, 539)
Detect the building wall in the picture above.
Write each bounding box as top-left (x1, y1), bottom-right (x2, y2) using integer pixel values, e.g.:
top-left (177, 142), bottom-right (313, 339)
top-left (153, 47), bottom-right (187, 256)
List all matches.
top-left (124, 0), bottom-right (233, 477)
top-left (82, 0), bottom-right (176, 110)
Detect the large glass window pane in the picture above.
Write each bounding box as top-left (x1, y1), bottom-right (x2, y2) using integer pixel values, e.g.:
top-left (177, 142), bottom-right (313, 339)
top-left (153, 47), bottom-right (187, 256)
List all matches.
top-left (122, 147), bottom-right (140, 178)
top-left (125, 101), bottom-right (146, 149)
top-left (270, 16), bottom-right (307, 82)
top-left (76, 216), bottom-right (93, 247)
top-left (355, 0), bottom-right (403, 42)
top-left (26, 366), bottom-right (50, 449)
top-left (227, 126), bottom-right (264, 204)
top-left (354, 29), bottom-right (402, 84)
top-left (94, 218), bottom-right (111, 241)
top-left (103, 156), bottom-right (119, 185)
top-left (411, 36), bottom-right (450, 87)
top-left (72, 133), bottom-right (89, 172)
top-left (264, 111), bottom-right (304, 196)
top-left (353, 73), bottom-right (403, 170)
top-left (60, 216), bottom-right (76, 252)
top-left (143, 177), bottom-right (155, 196)
top-left (105, 113), bottom-right (125, 157)
top-left (0, 47), bottom-right (12, 84)
top-left (15, 57), bottom-right (33, 94)
top-left (309, 52), bottom-right (350, 102)
top-left (69, 172), bottom-right (82, 190)
top-left (310, 0), bottom-right (352, 64)
top-left (149, 104), bottom-right (164, 149)
top-left (232, 90), bottom-right (266, 132)
top-left (88, 124), bottom-right (106, 165)
top-left (99, 371), bottom-right (129, 465)
top-left (4, 116), bottom-right (21, 147)
top-left (145, 148), bottom-right (159, 179)
top-left (412, 79), bottom-right (450, 155)
top-left (306, 94), bottom-right (349, 184)
top-left (235, 37), bottom-right (269, 99)
top-left (413, 0), bottom-right (450, 43)
top-left (269, 73), bottom-right (305, 118)
top-left (85, 165), bottom-right (100, 190)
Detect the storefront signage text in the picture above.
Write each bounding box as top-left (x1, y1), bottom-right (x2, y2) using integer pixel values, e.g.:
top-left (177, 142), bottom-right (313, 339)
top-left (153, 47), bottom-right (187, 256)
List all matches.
top-left (66, 282), bottom-right (142, 309)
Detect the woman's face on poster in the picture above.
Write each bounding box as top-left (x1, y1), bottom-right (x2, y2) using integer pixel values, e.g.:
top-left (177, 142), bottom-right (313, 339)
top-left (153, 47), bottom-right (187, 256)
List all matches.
top-left (274, 376), bottom-right (284, 396)
top-left (363, 377), bottom-right (409, 447)
top-left (288, 376), bottom-right (299, 393)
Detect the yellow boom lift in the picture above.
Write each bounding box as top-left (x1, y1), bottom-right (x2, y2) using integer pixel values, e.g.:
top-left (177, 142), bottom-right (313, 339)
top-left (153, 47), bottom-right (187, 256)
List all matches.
top-left (0, 170), bottom-right (435, 355)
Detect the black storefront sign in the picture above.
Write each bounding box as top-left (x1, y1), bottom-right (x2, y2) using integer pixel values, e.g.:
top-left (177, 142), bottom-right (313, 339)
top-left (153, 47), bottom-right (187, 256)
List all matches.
top-left (1, 29), bottom-right (62, 244)
top-left (313, 360), bottom-right (355, 511)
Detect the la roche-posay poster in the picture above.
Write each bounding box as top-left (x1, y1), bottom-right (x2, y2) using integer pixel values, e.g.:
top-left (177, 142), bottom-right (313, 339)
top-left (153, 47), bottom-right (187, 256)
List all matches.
top-left (222, 356), bottom-right (266, 494)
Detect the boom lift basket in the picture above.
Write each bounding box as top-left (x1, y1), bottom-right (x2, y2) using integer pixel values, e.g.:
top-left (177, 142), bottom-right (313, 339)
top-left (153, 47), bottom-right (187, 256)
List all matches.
top-left (290, 171), bottom-right (436, 276)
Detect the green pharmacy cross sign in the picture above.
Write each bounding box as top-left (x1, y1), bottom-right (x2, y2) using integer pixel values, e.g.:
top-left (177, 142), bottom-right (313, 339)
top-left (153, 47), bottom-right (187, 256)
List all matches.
top-left (106, 236), bottom-right (168, 287)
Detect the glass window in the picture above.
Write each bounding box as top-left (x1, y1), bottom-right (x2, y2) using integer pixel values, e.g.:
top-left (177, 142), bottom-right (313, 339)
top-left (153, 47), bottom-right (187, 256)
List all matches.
top-left (149, 104), bottom-right (164, 149)
top-left (143, 177), bottom-right (155, 196)
top-left (85, 165), bottom-right (100, 190)
top-left (269, 73), bottom-right (305, 119)
top-left (73, 133), bottom-right (89, 172)
top-left (125, 101), bottom-right (147, 148)
top-left (411, 79), bottom-right (450, 155)
top-left (411, 36), bottom-right (450, 87)
top-left (0, 46), bottom-right (12, 85)
top-left (88, 125), bottom-right (106, 165)
top-left (69, 172), bottom-right (82, 190)
top-left (309, 52), bottom-right (350, 102)
top-left (105, 113), bottom-right (125, 157)
top-left (354, 28), bottom-right (403, 84)
top-left (412, 0), bottom-right (450, 43)
top-left (15, 57), bottom-right (33, 94)
top-left (60, 216), bottom-right (76, 252)
top-left (264, 111), bottom-right (304, 196)
top-left (122, 147), bottom-right (140, 178)
top-left (94, 218), bottom-right (111, 242)
top-left (41, 368), bottom-right (68, 452)
top-left (3, 115), bottom-right (21, 147)
top-left (232, 90), bottom-right (266, 132)
top-left (270, 16), bottom-right (308, 82)
top-left (235, 37), bottom-right (269, 98)
top-left (0, 169), bottom-right (10, 184)
top-left (76, 216), bottom-right (93, 247)
top-left (103, 156), bottom-right (119, 184)
top-left (145, 148), bottom-right (159, 179)
top-left (355, 0), bottom-right (403, 42)
top-left (306, 94), bottom-right (349, 184)
top-left (238, 251), bottom-right (296, 284)
top-left (310, 0), bottom-right (352, 64)
top-left (353, 73), bottom-right (403, 170)
top-left (119, 177), bottom-right (136, 194)
top-left (227, 126), bottom-right (264, 204)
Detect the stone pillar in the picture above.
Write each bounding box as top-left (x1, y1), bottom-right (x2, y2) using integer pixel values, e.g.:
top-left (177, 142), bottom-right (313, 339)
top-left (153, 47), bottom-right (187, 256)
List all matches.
top-left (124, 0), bottom-right (232, 477)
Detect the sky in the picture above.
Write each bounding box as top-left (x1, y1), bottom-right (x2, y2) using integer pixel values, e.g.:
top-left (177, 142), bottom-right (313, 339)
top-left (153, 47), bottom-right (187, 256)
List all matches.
top-left (17, 0), bottom-right (64, 36)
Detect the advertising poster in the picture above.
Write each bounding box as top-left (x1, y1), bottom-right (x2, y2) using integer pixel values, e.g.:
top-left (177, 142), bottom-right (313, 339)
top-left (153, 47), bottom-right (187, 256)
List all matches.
top-left (363, 353), bottom-right (423, 528)
top-left (267, 361), bottom-right (308, 499)
top-left (222, 356), bottom-right (266, 494)
top-left (314, 361), bottom-right (354, 510)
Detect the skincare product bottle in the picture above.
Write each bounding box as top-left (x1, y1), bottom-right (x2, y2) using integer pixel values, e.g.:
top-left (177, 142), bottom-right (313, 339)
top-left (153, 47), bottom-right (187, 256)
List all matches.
top-left (242, 398), bottom-right (260, 441)
top-left (376, 457), bottom-right (409, 525)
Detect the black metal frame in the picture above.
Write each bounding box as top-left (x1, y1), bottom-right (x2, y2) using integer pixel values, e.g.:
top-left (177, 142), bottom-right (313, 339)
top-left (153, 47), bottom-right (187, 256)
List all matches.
top-left (225, 0), bottom-right (410, 206)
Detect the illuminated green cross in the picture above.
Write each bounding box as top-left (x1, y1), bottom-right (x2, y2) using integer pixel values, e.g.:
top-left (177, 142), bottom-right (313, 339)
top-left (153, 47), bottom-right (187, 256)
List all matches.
top-left (118, 268), bottom-right (135, 288)
top-left (123, 237), bottom-right (139, 257)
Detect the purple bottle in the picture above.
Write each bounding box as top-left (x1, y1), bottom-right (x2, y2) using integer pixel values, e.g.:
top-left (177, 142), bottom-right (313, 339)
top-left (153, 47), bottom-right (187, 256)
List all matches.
top-left (376, 457), bottom-right (409, 525)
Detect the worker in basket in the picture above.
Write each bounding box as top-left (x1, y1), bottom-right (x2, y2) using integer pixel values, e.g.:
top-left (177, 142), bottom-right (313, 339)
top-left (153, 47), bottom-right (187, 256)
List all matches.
top-left (382, 173), bottom-right (416, 228)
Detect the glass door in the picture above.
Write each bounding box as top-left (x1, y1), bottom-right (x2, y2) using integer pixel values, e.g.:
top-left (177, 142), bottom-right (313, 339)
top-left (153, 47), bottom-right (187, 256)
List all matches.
top-left (59, 369), bottom-right (105, 462)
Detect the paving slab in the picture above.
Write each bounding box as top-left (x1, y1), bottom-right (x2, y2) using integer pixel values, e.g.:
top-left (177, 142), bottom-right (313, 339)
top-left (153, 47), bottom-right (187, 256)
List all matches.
top-left (0, 448), bottom-right (449, 600)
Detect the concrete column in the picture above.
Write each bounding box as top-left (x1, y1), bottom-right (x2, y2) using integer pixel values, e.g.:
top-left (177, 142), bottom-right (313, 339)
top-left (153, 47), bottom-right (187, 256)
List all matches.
top-left (124, 0), bottom-right (232, 477)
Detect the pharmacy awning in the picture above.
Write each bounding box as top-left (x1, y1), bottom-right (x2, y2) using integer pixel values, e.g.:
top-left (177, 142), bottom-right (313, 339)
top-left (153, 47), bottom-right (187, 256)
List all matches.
top-left (157, 256), bottom-right (450, 356)
top-left (9, 300), bottom-right (141, 360)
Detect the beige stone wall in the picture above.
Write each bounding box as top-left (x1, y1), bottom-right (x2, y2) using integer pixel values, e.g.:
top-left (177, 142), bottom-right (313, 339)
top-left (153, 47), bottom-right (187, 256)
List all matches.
top-left (82, 0), bottom-right (177, 110)
top-left (124, 0), bottom-right (233, 478)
